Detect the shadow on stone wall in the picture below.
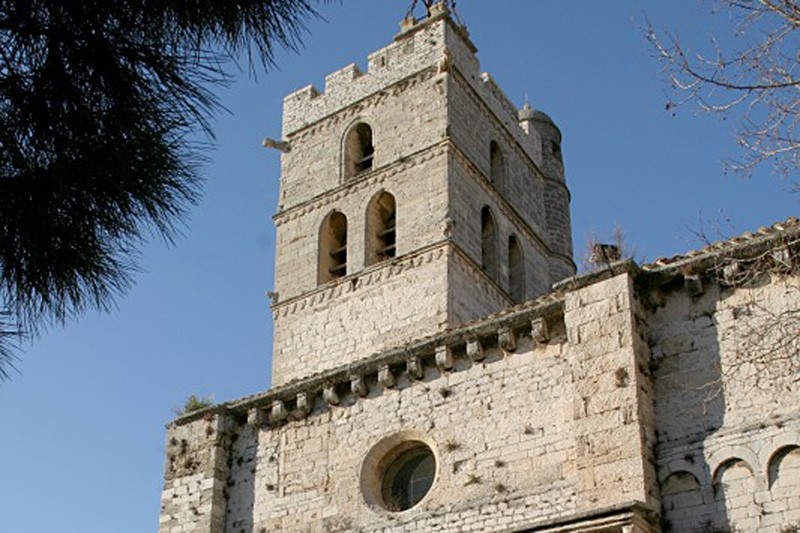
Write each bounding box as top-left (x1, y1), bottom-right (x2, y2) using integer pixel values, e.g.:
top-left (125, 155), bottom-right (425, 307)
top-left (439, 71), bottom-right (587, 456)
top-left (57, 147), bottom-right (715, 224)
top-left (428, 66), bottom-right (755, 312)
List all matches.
top-left (651, 282), bottom-right (729, 532)
top-left (225, 424), bottom-right (257, 533)
top-left (654, 276), bottom-right (800, 532)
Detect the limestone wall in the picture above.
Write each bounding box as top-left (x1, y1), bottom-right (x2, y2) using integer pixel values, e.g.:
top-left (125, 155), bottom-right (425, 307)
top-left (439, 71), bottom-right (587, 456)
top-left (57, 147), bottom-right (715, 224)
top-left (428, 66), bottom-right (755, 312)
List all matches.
top-left (162, 270), bottom-right (661, 533)
top-left (447, 246), bottom-right (513, 326)
top-left (446, 70), bottom-right (546, 241)
top-left (278, 65), bottom-right (447, 213)
top-left (273, 149), bottom-right (449, 301)
top-left (281, 16), bottom-right (450, 137)
top-left (448, 150), bottom-right (556, 303)
top-left (159, 414), bottom-right (233, 533)
top-left (651, 274), bottom-right (800, 532)
top-left (272, 244), bottom-right (450, 386)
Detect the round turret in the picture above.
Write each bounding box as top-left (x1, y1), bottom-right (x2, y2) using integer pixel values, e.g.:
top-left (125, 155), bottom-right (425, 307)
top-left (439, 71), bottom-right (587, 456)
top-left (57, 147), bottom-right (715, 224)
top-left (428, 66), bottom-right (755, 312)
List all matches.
top-left (518, 103), bottom-right (572, 276)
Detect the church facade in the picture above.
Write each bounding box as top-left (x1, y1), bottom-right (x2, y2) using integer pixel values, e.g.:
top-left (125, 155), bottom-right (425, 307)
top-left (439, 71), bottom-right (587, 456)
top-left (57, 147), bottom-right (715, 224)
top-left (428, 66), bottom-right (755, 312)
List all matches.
top-left (159, 5), bottom-right (800, 532)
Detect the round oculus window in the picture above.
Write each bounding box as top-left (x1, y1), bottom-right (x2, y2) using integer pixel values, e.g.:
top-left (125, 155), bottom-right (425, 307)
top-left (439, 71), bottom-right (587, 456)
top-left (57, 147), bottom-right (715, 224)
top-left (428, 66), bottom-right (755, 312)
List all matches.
top-left (360, 435), bottom-right (437, 513)
top-left (380, 444), bottom-right (435, 511)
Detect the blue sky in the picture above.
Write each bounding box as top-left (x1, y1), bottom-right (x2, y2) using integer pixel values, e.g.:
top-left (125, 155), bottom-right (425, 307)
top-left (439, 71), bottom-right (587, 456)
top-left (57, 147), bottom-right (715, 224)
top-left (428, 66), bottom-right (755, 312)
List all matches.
top-left (0, 2), bottom-right (796, 531)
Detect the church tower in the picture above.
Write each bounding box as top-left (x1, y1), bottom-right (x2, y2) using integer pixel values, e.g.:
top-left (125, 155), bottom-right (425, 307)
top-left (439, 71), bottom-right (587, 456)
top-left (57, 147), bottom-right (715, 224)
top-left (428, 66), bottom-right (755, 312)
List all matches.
top-left (160, 6), bottom-right (800, 532)
top-left (270, 3), bottom-right (574, 385)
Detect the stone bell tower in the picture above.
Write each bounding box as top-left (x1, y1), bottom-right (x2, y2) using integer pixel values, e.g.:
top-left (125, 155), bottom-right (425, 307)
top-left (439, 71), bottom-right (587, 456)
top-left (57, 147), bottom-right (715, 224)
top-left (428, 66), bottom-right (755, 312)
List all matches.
top-left (270, 3), bottom-right (574, 385)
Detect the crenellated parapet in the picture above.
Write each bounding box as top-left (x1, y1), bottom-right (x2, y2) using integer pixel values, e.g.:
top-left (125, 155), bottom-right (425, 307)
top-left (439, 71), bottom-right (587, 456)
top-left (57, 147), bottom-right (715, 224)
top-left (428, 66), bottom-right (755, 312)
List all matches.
top-left (281, 5), bottom-right (550, 172)
top-left (282, 8), bottom-right (453, 136)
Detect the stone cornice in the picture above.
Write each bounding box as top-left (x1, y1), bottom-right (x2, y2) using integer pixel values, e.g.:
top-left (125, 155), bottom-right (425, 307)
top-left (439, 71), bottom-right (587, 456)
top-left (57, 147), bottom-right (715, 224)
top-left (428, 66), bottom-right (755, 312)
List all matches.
top-left (642, 216), bottom-right (800, 278)
top-left (270, 240), bottom-right (449, 316)
top-left (273, 139), bottom-right (450, 226)
top-left (270, 238), bottom-right (514, 318)
top-left (514, 500), bottom-right (658, 532)
top-left (171, 288), bottom-right (566, 428)
top-left (556, 218), bottom-right (800, 296)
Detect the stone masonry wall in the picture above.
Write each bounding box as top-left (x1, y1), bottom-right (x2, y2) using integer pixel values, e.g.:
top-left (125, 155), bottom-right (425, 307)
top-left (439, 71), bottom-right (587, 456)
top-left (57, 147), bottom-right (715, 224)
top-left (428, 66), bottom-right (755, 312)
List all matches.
top-left (277, 63), bottom-right (447, 213)
top-left (562, 272), bottom-right (660, 512)
top-left (159, 414), bottom-right (234, 533)
top-left (273, 149), bottom-right (449, 302)
top-left (272, 244), bottom-right (450, 386)
top-left (162, 271), bottom-right (661, 533)
top-left (240, 336), bottom-right (581, 533)
top-left (650, 274), bottom-right (800, 532)
top-left (448, 150), bottom-right (555, 303)
top-left (281, 16), bottom-right (450, 137)
top-left (447, 246), bottom-right (513, 325)
top-left (446, 69), bottom-right (546, 243)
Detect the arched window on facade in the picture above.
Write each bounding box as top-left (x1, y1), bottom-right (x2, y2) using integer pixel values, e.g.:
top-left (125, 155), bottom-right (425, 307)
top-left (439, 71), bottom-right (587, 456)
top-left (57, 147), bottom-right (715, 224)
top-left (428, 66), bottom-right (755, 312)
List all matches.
top-left (481, 206), bottom-right (498, 281)
top-left (508, 234), bottom-right (525, 303)
top-left (365, 191), bottom-right (397, 266)
top-left (489, 141), bottom-right (505, 190)
top-left (319, 211), bottom-right (348, 284)
top-left (344, 123), bottom-right (375, 179)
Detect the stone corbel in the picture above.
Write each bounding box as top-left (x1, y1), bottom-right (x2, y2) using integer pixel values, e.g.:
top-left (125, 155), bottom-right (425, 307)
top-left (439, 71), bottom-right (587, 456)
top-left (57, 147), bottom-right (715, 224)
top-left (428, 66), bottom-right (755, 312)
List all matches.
top-left (378, 365), bottom-right (396, 389)
top-left (247, 407), bottom-right (266, 427)
top-left (684, 274), bottom-right (704, 297)
top-left (722, 262), bottom-right (740, 285)
top-left (498, 327), bottom-right (517, 353)
top-left (323, 384), bottom-right (340, 406)
top-left (407, 357), bottom-right (424, 380)
top-left (530, 317), bottom-right (549, 344)
top-left (466, 337), bottom-right (485, 361)
top-left (435, 345), bottom-right (454, 371)
top-left (351, 375), bottom-right (368, 398)
top-left (269, 401), bottom-right (287, 426)
top-left (296, 392), bottom-right (312, 418)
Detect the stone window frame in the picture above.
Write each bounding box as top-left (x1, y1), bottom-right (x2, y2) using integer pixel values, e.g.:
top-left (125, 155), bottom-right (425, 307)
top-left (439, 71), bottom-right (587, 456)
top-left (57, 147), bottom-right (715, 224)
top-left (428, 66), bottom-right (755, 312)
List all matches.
top-left (360, 430), bottom-right (439, 514)
top-left (481, 205), bottom-right (499, 282)
top-left (318, 210), bottom-right (349, 285)
top-left (343, 121), bottom-right (376, 181)
top-left (508, 233), bottom-right (525, 302)
top-left (365, 190), bottom-right (398, 267)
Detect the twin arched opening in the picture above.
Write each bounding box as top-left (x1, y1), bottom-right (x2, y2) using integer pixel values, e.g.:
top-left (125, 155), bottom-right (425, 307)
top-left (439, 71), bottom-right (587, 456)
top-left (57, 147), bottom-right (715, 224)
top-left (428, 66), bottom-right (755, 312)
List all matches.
top-left (319, 211), bottom-right (348, 284)
top-left (318, 191), bottom-right (398, 286)
top-left (366, 191), bottom-right (397, 266)
top-left (482, 207), bottom-right (526, 302)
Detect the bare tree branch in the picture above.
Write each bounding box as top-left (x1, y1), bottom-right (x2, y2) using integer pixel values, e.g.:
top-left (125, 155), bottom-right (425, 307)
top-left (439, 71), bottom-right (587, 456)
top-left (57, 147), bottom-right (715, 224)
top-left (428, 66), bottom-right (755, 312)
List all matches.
top-left (646, 1), bottom-right (800, 177)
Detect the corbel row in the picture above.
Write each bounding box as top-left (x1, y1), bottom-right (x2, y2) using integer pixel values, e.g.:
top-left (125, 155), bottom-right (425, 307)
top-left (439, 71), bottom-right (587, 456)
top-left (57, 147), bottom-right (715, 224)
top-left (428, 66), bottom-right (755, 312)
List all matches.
top-left (244, 313), bottom-right (557, 429)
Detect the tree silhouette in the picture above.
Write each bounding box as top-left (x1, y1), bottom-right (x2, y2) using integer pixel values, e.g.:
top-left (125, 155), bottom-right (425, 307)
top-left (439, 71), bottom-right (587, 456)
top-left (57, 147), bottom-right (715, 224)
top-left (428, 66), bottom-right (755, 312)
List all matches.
top-left (0, 0), bottom-right (329, 378)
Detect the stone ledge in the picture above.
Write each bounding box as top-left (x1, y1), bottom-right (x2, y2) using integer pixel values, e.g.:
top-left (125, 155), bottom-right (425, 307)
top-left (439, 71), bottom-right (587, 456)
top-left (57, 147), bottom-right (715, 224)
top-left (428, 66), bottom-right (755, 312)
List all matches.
top-left (512, 500), bottom-right (658, 533)
top-left (170, 290), bottom-right (565, 428)
top-left (553, 260), bottom-right (639, 294)
top-left (273, 136), bottom-right (447, 225)
top-left (271, 240), bottom-right (449, 315)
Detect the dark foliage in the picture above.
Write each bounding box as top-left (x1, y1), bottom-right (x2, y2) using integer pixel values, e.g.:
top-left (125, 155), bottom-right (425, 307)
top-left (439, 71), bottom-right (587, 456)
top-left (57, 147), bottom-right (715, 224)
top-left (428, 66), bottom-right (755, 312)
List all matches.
top-left (0, 0), bottom-right (326, 379)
